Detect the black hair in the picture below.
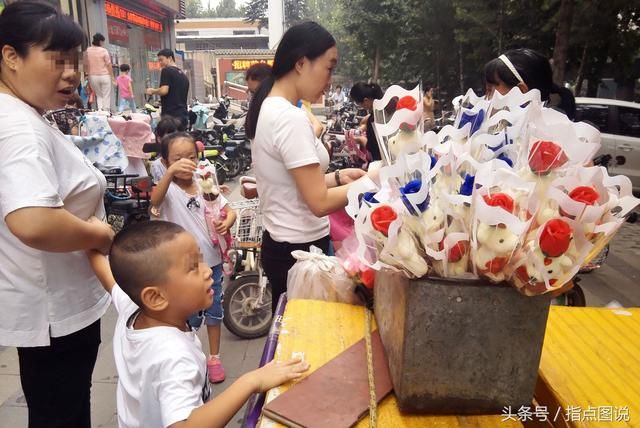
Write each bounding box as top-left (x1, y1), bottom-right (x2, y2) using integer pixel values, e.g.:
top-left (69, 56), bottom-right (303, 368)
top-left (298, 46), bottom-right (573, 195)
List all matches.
top-left (110, 221), bottom-right (186, 308)
top-left (483, 48), bottom-right (553, 101)
top-left (92, 33), bottom-right (105, 46)
top-left (155, 116), bottom-right (183, 143)
top-left (0, 1), bottom-right (87, 61)
top-left (157, 48), bottom-right (175, 61)
top-left (160, 131), bottom-right (197, 161)
top-left (245, 62), bottom-right (272, 82)
top-left (119, 63), bottom-right (130, 72)
top-left (245, 21), bottom-right (336, 139)
top-left (349, 82), bottom-right (383, 103)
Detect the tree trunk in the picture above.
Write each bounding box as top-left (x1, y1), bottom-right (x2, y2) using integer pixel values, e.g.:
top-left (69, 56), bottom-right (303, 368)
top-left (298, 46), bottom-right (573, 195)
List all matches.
top-left (497, 0), bottom-right (504, 53)
top-left (458, 43), bottom-right (464, 94)
top-left (575, 43), bottom-right (588, 96)
top-left (372, 45), bottom-right (381, 83)
top-left (552, 0), bottom-right (574, 84)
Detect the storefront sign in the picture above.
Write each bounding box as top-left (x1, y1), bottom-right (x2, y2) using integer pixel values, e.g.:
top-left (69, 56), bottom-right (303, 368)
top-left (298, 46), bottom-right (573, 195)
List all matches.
top-left (144, 32), bottom-right (162, 49)
top-left (107, 19), bottom-right (129, 45)
top-left (231, 59), bottom-right (274, 71)
top-left (105, 1), bottom-right (163, 32)
top-left (147, 61), bottom-right (162, 71)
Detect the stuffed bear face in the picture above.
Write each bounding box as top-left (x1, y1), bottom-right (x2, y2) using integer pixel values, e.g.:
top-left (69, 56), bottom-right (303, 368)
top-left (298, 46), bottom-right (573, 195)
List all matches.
top-left (476, 222), bottom-right (519, 254)
top-left (422, 203), bottom-right (445, 233)
top-left (388, 129), bottom-right (419, 159)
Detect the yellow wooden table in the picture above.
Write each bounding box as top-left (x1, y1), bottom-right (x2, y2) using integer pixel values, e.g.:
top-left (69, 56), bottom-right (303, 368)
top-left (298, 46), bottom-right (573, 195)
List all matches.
top-left (258, 300), bottom-right (523, 427)
top-left (536, 306), bottom-right (640, 428)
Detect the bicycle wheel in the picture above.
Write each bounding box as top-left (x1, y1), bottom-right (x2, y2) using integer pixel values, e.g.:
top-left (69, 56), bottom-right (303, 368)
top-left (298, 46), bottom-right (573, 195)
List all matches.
top-left (223, 275), bottom-right (272, 339)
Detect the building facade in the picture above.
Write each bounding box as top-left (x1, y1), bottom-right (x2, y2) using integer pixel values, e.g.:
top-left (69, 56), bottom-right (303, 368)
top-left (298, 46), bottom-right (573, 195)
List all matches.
top-left (175, 18), bottom-right (268, 51)
top-left (1, 0), bottom-right (183, 107)
top-left (86, 0), bottom-right (182, 106)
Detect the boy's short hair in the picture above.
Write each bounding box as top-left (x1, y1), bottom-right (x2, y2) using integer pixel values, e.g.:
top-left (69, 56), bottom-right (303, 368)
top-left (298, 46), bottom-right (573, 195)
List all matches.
top-left (157, 48), bottom-right (175, 60)
top-left (109, 221), bottom-right (185, 307)
top-left (120, 63), bottom-right (131, 72)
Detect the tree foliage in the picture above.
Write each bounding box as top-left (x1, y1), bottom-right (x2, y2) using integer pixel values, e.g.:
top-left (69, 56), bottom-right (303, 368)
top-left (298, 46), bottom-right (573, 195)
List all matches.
top-left (237, 0), bottom-right (640, 101)
top-left (244, 0), bottom-right (310, 29)
top-left (184, 0), bottom-right (242, 18)
top-left (329, 0), bottom-right (640, 102)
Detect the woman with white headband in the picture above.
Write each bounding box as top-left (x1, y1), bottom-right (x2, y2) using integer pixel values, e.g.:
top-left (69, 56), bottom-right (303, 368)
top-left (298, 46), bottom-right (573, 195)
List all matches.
top-left (483, 48), bottom-right (575, 119)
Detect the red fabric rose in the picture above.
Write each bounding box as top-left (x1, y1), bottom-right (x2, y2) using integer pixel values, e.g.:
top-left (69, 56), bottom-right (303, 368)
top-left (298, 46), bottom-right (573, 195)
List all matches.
top-left (483, 193), bottom-right (515, 214)
top-left (539, 219), bottom-right (572, 257)
top-left (482, 256), bottom-right (509, 274)
top-left (396, 96), bottom-right (417, 111)
top-left (515, 265), bottom-right (530, 284)
top-left (528, 140), bottom-right (569, 174)
top-left (360, 268), bottom-right (375, 289)
top-left (370, 205), bottom-right (398, 237)
top-left (448, 241), bottom-right (469, 263)
top-left (569, 186), bottom-right (599, 206)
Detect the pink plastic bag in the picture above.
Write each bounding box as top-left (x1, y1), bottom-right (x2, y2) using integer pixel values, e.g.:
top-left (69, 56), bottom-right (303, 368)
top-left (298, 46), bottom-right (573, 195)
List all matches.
top-left (329, 208), bottom-right (354, 243)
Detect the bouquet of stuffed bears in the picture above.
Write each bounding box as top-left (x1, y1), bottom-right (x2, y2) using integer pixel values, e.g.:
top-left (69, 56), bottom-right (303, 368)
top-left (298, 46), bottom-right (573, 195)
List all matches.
top-left (341, 85), bottom-right (639, 296)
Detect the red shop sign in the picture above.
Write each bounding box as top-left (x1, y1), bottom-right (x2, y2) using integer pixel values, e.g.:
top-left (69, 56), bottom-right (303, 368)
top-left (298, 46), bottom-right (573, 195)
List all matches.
top-left (144, 32), bottom-right (162, 49)
top-left (105, 1), bottom-right (163, 32)
top-left (108, 19), bottom-right (129, 45)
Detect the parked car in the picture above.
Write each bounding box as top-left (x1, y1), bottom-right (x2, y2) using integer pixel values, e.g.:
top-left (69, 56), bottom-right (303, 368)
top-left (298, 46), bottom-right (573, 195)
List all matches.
top-left (575, 97), bottom-right (640, 192)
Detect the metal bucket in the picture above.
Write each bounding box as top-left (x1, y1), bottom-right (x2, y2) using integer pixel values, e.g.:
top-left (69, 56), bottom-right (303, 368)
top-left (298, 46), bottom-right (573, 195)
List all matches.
top-left (374, 270), bottom-right (551, 414)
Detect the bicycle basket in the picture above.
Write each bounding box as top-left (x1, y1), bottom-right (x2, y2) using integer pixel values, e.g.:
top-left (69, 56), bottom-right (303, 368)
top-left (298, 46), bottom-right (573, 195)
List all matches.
top-left (229, 199), bottom-right (262, 248)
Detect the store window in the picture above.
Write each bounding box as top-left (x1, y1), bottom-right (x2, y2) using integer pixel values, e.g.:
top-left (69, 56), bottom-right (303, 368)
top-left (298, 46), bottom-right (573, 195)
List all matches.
top-left (105, 2), bottom-right (166, 106)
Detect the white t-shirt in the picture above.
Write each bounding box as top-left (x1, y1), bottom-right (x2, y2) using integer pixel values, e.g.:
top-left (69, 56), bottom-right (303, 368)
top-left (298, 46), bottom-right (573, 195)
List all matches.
top-left (0, 94), bottom-right (110, 347)
top-left (111, 284), bottom-right (210, 428)
top-left (252, 97), bottom-right (330, 243)
top-left (156, 182), bottom-right (227, 267)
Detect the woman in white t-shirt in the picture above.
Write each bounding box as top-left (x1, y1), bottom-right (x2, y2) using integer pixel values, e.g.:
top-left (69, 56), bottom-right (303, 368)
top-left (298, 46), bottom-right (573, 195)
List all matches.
top-left (0, 2), bottom-right (115, 427)
top-left (245, 22), bottom-right (367, 313)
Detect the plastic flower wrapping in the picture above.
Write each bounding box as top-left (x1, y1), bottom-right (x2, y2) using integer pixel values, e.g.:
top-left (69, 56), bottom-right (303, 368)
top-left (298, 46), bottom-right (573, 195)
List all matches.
top-left (342, 86), bottom-right (640, 296)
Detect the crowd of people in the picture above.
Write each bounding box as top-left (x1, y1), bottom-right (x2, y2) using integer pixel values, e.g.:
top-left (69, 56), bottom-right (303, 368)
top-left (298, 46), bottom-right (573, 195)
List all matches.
top-left (0, 1), bottom-right (580, 427)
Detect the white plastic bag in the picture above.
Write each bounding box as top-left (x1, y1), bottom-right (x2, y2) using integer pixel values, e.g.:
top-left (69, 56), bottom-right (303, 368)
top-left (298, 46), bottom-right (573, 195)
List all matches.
top-left (286, 246), bottom-right (362, 305)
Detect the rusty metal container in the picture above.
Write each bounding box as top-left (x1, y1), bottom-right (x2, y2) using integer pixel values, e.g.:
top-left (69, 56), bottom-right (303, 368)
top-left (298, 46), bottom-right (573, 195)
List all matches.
top-left (374, 270), bottom-right (551, 414)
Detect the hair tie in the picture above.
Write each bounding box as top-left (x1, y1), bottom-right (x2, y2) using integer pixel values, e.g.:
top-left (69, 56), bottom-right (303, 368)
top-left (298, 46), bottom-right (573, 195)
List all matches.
top-left (498, 54), bottom-right (525, 84)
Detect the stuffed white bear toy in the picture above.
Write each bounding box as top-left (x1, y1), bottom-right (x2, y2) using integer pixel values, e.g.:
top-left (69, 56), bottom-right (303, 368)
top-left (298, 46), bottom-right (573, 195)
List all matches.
top-left (388, 126), bottom-right (420, 160)
top-left (473, 223), bottom-right (520, 282)
top-left (381, 226), bottom-right (430, 278)
top-left (514, 245), bottom-right (573, 295)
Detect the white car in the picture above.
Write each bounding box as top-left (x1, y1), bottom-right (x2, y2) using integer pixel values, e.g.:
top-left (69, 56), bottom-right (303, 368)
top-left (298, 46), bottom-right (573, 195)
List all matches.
top-left (575, 97), bottom-right (640, 192)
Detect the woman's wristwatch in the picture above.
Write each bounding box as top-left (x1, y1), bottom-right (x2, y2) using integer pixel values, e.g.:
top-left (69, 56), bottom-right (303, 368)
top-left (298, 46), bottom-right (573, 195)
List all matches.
top-left (335, 169), bottom-right (342, 186)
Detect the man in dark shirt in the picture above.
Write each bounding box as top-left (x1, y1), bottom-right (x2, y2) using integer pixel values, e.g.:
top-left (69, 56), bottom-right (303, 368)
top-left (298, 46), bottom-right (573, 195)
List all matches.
top-left (145, 49), bottom-right (189, 129)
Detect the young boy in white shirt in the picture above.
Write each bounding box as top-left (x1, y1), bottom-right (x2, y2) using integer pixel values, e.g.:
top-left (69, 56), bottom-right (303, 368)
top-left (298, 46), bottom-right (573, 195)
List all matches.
top-left (87, 220), bottom-right (308, 428)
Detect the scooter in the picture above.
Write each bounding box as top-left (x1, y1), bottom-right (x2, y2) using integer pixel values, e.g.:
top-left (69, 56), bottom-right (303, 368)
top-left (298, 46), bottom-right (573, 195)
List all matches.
top-left (223, 177), bottom-right (272, 339)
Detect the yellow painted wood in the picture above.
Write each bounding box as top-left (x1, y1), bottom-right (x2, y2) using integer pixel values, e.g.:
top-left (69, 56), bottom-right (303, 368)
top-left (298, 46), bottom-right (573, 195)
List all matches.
top-left (259, 300), bottom-right (522, 428)
top-left (537, 306), bottom-right (640, 428)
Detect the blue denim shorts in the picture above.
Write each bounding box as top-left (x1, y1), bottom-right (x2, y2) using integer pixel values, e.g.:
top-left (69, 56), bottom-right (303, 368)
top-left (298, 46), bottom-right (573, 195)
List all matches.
top-left (188, 264), bottom-right (224, 328)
